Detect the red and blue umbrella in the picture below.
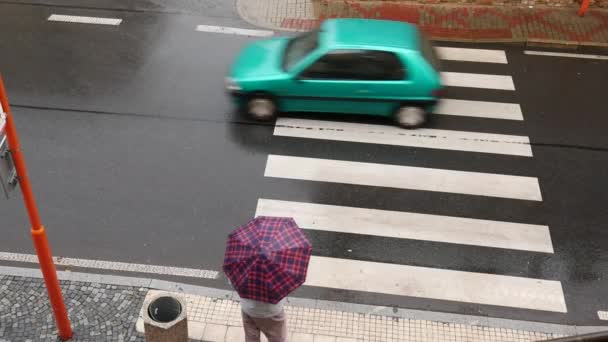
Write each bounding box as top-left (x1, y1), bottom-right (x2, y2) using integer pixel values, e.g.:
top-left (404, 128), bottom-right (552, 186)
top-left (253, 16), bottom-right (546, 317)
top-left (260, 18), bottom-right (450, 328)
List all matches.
top-left (223, 216), bottom-right (312, 304)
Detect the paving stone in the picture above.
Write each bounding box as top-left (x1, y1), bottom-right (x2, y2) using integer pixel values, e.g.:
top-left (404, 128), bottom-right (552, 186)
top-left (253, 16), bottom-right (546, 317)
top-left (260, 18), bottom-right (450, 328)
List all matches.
top-left (202, 323), bottom-right (228, 342)
top-left (0, 276), bottom-right (145, 341)
top-left (314, 335), bottom-right (337, 342)
top-left (293, 332), bottom-right (315, 342)
top-left (225, 326), bottom-right (246, 342)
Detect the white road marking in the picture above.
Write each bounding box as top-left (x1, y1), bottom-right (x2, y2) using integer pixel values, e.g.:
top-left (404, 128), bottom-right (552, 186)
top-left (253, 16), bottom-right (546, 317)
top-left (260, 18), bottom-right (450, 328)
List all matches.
top-left (264, 155), bottom-right (543, 201)
top-left (305, 256), bottom-right (567, 313)
top-left (524, 50), bottom-right (608, 60)
top-left (435, 99), bottom-right (523, 121)
top-left (48, 14), bottom-right (122, 26)
top-left (0, 107), bottom-right (6, 135)
top-left (274, 118), bottom-right (532, 156)
top-left (0, 252), bottom-right (218, 279)
top-left (256, 199), bottom-right (554, 253)
top-left (195, 25), bottom-right (274, 37)
top-left (441, 72), bottom-right (515, 90)
top-left (437, 47), bottom-right (508, 64)
top-left (599, 311), bottom-right (608, 320)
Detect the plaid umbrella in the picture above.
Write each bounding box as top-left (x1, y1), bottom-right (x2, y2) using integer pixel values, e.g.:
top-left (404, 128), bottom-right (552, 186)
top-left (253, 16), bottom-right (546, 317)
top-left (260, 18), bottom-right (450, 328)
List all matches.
top-left (223, 216), bottom-right (312, 304)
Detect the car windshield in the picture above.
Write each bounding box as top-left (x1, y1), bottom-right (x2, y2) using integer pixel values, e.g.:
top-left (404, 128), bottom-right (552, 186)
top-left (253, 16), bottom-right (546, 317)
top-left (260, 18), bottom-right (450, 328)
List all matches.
top-left (283, 30), bottom-right (319, 71)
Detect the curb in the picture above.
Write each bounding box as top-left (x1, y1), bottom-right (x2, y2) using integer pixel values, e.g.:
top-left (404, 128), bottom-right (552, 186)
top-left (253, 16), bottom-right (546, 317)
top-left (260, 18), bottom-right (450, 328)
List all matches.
top-left (236, 0), bottom-right (286, 32)
top-left (2, 265), bottom-right (607, 337)
top-left (526, 39), bottom-right (608, 51)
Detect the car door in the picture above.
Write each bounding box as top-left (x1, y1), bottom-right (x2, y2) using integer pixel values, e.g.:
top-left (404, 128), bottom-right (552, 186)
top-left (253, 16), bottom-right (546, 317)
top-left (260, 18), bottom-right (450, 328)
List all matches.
top-left (280, 50), bottom-right (372, 114)
top-left (355, 50), bottom-right (416, 115)
top-left (281, 49), bottom-right (412, 116)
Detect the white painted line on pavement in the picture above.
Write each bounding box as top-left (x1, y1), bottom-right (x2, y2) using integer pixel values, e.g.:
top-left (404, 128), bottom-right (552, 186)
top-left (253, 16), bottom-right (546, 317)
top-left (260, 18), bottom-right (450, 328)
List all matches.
top-left (264, 155), bottom-right (543, 201)
top-left (48, 14), bottom-right (122, 26)
top-left (0, 107), bottom-right (6, 135)
top-left (441, 72), bottom-right (515, 90)
top-left (524, 50), bottom-right (608, 60)
top-left (274, 118), bottom-right (532, 156)
top-left (0, 252), bottom-right (218, 279)
top-left (306, 256), bottom-right (567, 313)
top-left (256, 199), bottom-right (554, 253)
top-left (435, 99), bottom-right (523, 121)
top-left (195, 25), bottom-right (274, 37)
top-left (437, 47), bottom-right (508, 64)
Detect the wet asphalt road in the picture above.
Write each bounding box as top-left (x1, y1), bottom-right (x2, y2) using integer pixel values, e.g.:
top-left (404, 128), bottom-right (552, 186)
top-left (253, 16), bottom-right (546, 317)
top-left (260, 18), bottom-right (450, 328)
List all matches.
top-left (1, 0), bottom-right (608, 326)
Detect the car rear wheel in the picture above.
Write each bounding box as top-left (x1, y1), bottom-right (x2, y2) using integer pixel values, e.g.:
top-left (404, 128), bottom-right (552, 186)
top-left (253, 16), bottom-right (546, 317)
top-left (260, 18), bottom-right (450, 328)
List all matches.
top-left (247, 96), bottom-right (277, 121)
top-left (394, 106), bottom-right (427, 129)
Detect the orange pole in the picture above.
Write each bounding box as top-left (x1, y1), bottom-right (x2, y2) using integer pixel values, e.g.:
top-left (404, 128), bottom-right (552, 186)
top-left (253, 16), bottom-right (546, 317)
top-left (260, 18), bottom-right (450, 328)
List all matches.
top-left (579, 0), bottom-right (590, 16)
top-left (0, 75), bottom-right (73, 340)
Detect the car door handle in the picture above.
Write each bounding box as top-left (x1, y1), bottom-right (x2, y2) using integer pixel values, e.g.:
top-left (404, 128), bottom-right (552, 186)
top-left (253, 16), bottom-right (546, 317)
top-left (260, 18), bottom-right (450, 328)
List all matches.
top-left (356, 89), bottom-right (371, 94)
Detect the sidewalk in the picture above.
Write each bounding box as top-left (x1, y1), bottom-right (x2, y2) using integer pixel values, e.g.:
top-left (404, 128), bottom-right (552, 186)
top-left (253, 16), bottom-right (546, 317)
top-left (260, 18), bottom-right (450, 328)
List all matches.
top-left (1, 266), bottom-right (607, 342)
top-left (236, 0), bottom-right (608, 48)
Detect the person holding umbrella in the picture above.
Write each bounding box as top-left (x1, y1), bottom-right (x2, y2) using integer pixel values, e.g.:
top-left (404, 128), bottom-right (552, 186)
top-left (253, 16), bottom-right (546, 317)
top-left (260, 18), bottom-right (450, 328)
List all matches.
top-left (223, 216), bottom-right (312, 342)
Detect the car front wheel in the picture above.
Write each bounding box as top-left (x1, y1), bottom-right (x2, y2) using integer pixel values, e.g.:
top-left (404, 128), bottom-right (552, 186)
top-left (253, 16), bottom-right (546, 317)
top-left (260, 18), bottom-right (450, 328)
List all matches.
top-left (246, 96), bottom-right (277, 121)
top-left (394, 106), bottom-right (427, 129)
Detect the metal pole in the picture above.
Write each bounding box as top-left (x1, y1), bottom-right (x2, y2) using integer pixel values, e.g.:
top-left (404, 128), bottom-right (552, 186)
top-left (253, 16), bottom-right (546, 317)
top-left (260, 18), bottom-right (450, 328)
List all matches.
top-left (0, 74), bottom-right (73, 340)
top-left (578, 0), bottom-right (590, 16)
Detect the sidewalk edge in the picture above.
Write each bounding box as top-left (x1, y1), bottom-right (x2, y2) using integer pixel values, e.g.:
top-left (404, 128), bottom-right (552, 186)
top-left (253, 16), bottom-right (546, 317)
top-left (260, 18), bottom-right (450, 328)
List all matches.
top-left (2, 265), bottom-right (606, 335)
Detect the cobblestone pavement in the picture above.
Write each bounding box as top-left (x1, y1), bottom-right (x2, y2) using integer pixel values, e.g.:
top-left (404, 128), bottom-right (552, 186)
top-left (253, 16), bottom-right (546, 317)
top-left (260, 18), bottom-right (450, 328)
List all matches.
top-left (0, 274), bottom-right (145, 342)
top-left (237, 0), bottom-right (608, 47)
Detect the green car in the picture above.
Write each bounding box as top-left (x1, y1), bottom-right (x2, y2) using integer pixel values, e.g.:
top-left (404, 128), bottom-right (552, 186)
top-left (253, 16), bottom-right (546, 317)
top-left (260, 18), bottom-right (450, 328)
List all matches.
top-left (227, 19), bottom-right (442, 128)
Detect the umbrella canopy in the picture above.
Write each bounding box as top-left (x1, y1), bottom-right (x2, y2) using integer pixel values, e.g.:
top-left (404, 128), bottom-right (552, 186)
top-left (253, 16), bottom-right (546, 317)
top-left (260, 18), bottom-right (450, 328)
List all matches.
top-left (223, 216), bottom-right (312, 304)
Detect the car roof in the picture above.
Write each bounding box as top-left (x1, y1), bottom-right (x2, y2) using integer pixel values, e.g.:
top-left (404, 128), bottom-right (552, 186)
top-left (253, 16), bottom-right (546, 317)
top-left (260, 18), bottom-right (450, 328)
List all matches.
top-left (320, 19), bottom-right (420, 51)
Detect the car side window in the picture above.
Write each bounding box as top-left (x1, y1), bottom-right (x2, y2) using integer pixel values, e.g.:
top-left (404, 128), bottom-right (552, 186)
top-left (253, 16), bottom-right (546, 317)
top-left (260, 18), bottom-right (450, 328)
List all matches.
top-left (300, 50), bottom-right (361, 80)
top-left (300, 50), bottom-right (406, 81)
top-left (357, 51), bottom-right (406, 80)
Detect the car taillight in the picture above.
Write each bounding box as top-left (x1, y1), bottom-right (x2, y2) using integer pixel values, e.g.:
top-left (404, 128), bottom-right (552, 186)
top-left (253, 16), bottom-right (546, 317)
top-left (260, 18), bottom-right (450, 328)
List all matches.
top-left (432, 88), bottom-right (446, 98)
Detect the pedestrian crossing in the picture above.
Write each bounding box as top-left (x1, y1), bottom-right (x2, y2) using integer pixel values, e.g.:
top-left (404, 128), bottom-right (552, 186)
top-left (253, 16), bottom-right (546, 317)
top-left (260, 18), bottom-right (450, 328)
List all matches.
top-left (254, 46), bottom-right (566, 315)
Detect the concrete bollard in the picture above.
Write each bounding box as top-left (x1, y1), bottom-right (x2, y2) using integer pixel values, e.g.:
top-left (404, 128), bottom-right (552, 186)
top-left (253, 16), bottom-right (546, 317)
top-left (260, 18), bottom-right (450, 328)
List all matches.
top-left (143, 294), bottom-right (189, 342)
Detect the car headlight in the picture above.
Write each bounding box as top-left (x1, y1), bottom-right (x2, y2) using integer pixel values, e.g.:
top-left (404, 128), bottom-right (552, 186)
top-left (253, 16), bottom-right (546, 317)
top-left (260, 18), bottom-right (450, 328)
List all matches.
top-left (225, 77), bottom-right (242, 91)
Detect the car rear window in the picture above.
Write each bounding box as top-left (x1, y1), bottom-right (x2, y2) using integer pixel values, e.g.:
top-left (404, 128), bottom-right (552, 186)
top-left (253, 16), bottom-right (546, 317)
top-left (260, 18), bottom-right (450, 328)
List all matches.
top-left (419, 34), bottom-right (440, 71)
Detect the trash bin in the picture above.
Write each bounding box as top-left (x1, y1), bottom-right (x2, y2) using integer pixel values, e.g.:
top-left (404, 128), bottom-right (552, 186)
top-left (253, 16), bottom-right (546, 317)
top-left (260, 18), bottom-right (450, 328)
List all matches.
top-left (143, 294), bottom-right (188, 342)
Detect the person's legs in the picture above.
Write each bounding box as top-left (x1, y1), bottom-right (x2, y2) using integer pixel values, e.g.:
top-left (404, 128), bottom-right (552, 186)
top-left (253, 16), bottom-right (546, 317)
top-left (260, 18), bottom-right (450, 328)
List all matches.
top-left (254, 310), bottom-right (288, 342)
top-left (242, 311), bottom-right (262, 342)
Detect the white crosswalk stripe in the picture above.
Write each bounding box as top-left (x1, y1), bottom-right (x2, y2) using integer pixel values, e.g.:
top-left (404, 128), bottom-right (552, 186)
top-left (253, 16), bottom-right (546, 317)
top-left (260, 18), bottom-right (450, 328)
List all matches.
top-left (441, 72), bottom-right (515, 90)
top-left (48, 14), bottom-right (122, 26)
top-left (256, 199), bottom-right (554, 253)
top-left (305, 256), bottom-right (567, 313)
top-left (437, 47), bottom-right (508, 64)
top-left (434, 99), bottom-right (523, 120)
top-left (274, 118), bottom-right (532, 156)
top-left (265, 155), bottom-right (542, 201)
